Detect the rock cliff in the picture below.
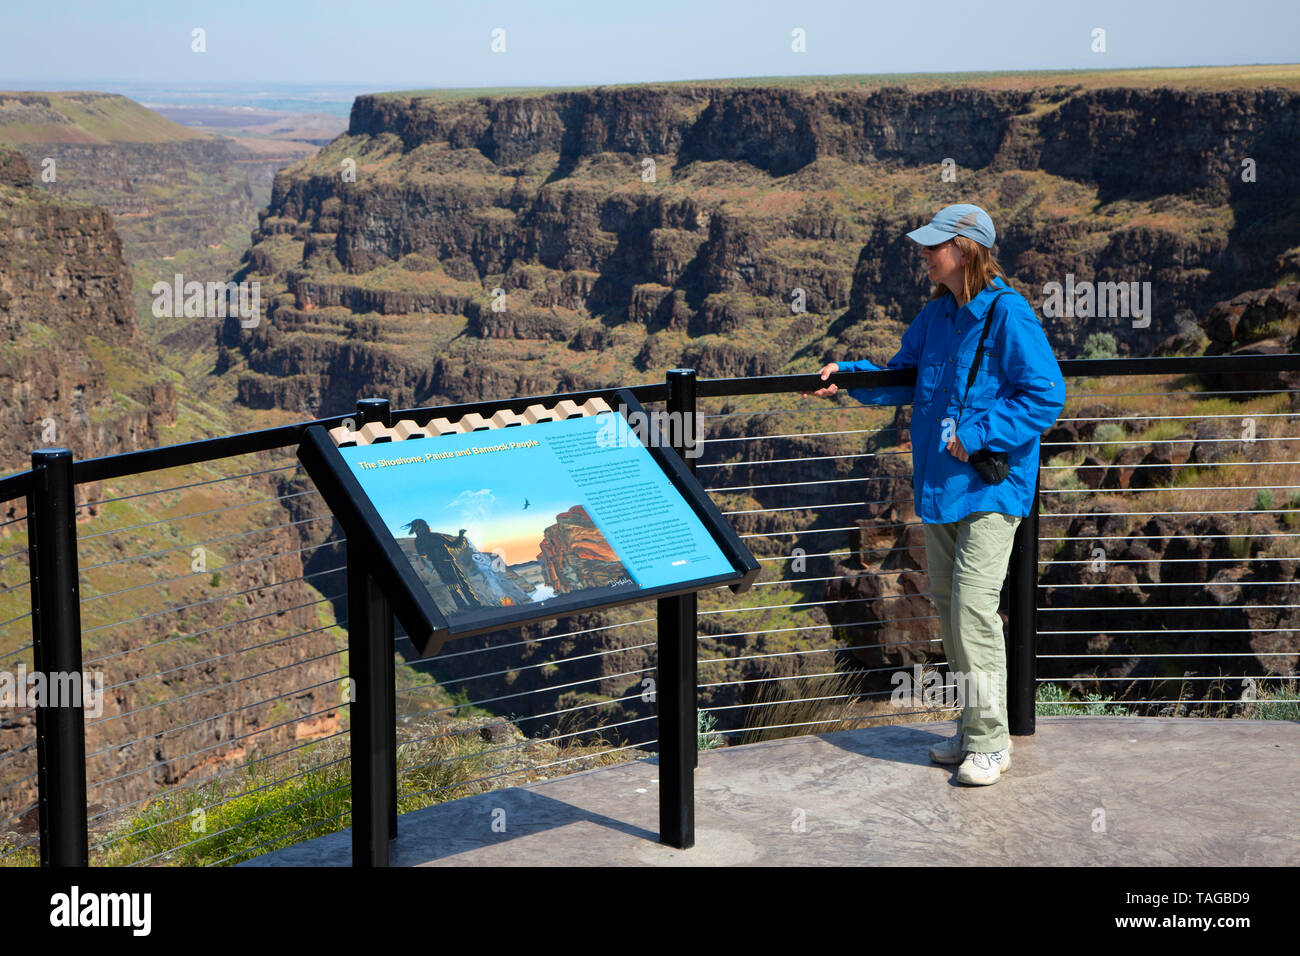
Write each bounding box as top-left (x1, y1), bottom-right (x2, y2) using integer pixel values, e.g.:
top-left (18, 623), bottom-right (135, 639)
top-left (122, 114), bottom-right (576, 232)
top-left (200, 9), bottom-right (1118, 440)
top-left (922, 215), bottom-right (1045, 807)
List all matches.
top-left (0, 91), bottom-right (310, 368)
top-left (0, 146), bottom-right (176, 484)
top-left (0, 145), bottom-right (338, 846)
top-left (222, 83), bottom-right (1299, 416)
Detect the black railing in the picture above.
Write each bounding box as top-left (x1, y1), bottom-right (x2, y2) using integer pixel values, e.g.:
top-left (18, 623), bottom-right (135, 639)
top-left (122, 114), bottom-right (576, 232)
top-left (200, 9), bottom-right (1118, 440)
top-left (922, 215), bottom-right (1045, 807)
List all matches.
top-left (1, 351), bottom-right (1297, 866)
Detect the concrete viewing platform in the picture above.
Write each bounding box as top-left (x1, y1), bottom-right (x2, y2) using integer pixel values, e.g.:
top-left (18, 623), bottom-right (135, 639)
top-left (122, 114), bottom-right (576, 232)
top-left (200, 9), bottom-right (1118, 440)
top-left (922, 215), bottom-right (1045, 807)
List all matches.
top-left (248, 717), bottom-right (1299, 866)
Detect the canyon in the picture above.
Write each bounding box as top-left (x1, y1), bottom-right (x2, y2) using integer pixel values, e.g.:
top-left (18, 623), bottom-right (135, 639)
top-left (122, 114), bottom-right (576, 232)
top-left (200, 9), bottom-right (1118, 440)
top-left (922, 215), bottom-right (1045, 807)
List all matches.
top-left (2, 75), bottom-right (1298, 846)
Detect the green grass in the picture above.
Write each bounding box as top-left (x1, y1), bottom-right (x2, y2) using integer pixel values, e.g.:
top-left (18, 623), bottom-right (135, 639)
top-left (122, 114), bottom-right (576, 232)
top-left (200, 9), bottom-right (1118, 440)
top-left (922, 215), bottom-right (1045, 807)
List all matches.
top-left (1135, 419), bottom-right (1189, 445)
top-left (90, 709), bottom-right (630, 866)
top-left (1228, 533), bottom-right (1255, 560)
top-left (1036, 676), bottom-right (1300, 720)
top-left (0, 91), bottom-right (208, 145)
top-left (1284, 491), bottom-right (1300, 530)
top-left (1081, 332), bottom-right (1118, 360)
top-left (1036, 682), bottom-right (1121, 716)
top-left (376, 64), bottom-right (1300, 100)
top-left (1243, 679), bottom-right (1300, 721)
top-left (1091, 422), bottom-right (1127, 461)
top-left (739, 669), bottom-right (867, 744)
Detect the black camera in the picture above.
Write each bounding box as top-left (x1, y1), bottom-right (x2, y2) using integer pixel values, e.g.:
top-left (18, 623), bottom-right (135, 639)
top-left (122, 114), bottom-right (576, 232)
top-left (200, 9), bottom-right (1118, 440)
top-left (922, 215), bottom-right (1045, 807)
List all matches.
top-left (968, 447), bottom-right (1009, 484)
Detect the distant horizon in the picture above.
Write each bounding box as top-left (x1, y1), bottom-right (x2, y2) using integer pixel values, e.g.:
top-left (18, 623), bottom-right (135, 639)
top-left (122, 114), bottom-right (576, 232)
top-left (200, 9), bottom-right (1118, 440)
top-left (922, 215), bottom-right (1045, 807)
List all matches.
top-left (3, 62), bottom-right (1299, 121)
top-left (3, 61), bottom-right (1300, 92)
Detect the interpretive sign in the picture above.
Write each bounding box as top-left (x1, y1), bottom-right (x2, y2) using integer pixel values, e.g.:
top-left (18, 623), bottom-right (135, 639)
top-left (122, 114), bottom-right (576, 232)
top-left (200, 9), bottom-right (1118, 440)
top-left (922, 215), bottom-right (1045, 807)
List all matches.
top-left (298, 389), bottom-right (759, 656)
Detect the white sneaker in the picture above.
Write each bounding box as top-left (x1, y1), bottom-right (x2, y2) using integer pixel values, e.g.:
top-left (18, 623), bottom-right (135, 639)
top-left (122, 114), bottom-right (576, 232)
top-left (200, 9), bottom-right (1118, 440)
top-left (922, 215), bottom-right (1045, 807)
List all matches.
top-left (956, 748), bottom-right (1011, 785)
top-left (930, 735), bottom-right (1012, 765)
top-left (929, 735), bottom-right (966, 765)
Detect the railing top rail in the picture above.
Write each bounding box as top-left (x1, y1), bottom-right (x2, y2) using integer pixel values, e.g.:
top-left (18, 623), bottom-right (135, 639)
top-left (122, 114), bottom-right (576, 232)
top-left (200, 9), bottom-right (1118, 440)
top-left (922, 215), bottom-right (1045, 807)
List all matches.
top-left (0, 352), bottom-right (1295, 506)
top-left (0, 383), bottom-right (669, 504)
top-left (699, 352), bottom-right (1300, 398)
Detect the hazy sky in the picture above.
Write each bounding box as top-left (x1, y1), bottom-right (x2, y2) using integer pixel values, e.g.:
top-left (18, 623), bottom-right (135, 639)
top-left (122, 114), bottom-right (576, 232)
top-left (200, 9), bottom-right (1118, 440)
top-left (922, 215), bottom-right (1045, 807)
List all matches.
top-left (2, 0), bottom-right (1296, 89)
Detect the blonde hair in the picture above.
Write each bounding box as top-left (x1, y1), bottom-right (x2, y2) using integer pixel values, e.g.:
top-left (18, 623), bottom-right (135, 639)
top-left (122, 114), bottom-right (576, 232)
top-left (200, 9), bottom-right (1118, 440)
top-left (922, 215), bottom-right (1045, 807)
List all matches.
top-left (930, 235), bottom-right (1007, 304)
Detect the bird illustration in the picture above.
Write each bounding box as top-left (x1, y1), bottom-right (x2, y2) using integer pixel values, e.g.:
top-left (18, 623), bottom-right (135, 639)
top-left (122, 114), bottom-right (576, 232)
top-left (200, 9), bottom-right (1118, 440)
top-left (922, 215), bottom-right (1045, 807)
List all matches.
top-left (523, 498), bottom-right (530, 510)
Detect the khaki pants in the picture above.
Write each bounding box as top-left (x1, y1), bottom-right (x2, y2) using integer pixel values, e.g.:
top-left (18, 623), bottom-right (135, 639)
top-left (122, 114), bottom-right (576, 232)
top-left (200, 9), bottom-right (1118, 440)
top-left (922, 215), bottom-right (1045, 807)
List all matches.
top-left (922, 511), bottom-right (1022, 753)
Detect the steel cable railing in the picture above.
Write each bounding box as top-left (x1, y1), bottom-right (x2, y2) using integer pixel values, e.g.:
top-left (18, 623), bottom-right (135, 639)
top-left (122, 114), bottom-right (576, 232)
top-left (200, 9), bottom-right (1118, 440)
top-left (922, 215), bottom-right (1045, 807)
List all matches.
top-left (80, 565), bottom-right (347, 638)
top-left (76, 487), bottom-right (320, 542)
top-left (8, 449), bottom-right (349, 866)
top-left (0, 532), bottom-right (36, 863)
top-left (697, 384), bottom-right (1300, 741)
top-left (5, 361), bottom-right (1298, 867)
top-left (79, 535), bottom-right (343, 607)
top-left (1031, 389), bottom-right (1300, 714)
top-left (92, 624), bottom-right (665, 865)
top-left (390, 663), bottom-right (658, 717)
top-left (86, 725), bottom-right (353, 834)
top-left (89, 621), bottom-right (348, 711)
top-left (78, 510), bottom-right (334, 576)
top-left (84, 592), bottom-right (344, 668)
top-left (77, 462), bottom-right (301, 510)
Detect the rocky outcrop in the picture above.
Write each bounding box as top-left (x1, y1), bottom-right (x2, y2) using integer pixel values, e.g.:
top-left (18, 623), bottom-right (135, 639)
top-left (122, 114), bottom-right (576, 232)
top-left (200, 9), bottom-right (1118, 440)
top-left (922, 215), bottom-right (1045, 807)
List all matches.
top-left (0, 147), bottom-right (31, 188)
top-left (537, 505), bottom-right (628, 592)
top-left (0, 146), bottom-right (176, 485)
top-left (0, 501), bottom-right (343, 841)
top-left (1037, 507), bottom-right (1299, 691)
top-left (1202, 283), bottom-right (1300, 350)
top-left (2, 91), bottom-right (315, 379)
top-left (0, 89), bottom-right (283, 263)
top-left (0, 147), bottom-right (340, 842)
top-left (1193, 280), bottom-right (1300, 399)
top-left (11, 140), bottom-right (257, 246)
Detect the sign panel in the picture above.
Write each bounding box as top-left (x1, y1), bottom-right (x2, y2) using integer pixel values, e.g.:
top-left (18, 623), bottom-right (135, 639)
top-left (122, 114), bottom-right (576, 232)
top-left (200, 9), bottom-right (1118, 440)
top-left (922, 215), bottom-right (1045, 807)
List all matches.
top-left (298, 391), bottom-right (759, 655)
top-left (338, 412), bottom-right (736, 633)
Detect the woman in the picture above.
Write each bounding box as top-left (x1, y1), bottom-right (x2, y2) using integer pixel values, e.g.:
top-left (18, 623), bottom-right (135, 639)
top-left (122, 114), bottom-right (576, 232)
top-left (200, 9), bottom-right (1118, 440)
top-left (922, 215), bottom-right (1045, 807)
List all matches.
top-left (813, 203), bottom-right (1065, 786)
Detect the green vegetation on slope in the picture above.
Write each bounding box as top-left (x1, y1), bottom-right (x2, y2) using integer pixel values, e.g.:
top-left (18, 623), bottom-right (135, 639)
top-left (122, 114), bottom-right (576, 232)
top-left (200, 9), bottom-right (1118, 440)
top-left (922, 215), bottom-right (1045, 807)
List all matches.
top-left (0, 91), bottom-right (209, 144)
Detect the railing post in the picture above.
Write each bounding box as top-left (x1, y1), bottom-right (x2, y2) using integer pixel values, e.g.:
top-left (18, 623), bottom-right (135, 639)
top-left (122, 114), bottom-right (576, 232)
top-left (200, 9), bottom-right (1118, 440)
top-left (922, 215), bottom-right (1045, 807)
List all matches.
top-left (28, 448), bottom-right (89, 866)
top-left (350, 397), bottom-right (396, 865)
top-left (1007, 467), bottom-right (1040, 735)
top-left (347, 549), bottom-right (392, 866)
top-left (658, 369), bottom-right (697, 848)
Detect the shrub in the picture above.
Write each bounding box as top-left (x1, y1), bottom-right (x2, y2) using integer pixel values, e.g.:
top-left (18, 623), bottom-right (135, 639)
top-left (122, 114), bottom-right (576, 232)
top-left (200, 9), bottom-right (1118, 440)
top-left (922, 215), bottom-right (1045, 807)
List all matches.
top-left (1036, 682), bottom-right (1118, 716)
top-left (698, 709), bottom-right (724, 751)
top-left (1082, 332), bottom-right (1119, 360)
top-left (1092, 422), bottom-right (1126, 461)
top-left (740, 670), bottom-right (864, 744)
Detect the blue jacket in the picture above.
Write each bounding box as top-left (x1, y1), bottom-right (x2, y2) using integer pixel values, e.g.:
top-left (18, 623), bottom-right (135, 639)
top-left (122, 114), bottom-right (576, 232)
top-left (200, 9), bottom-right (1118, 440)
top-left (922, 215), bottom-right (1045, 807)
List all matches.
top-left (836, 276), bottom-right (1066, 524)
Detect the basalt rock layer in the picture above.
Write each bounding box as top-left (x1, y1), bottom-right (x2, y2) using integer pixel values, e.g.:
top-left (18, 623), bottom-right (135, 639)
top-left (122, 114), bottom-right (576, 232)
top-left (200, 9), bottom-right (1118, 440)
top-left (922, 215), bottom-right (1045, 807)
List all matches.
top-left (0, 146), bottom-right (175, 483)
top-left (223, 83), bottom-right (1299, 418)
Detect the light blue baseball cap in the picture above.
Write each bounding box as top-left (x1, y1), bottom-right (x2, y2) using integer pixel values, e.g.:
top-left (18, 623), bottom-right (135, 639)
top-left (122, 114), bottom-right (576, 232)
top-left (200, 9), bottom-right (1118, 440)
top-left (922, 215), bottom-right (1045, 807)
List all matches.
top-left (906, 203), bottom-right (996, 248)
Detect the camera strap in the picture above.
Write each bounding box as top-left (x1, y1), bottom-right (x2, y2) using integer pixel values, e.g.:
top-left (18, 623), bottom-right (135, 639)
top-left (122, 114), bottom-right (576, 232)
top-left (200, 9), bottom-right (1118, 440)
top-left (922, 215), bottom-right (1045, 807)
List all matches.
top-left (955, 288), bottom-right (1013, 425)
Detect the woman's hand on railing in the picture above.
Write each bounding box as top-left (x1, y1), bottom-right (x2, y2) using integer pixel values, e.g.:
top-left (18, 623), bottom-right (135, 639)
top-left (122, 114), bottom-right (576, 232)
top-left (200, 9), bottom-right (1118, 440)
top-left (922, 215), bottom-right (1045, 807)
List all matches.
top-left (808, 363), bottom-right (840, 398)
